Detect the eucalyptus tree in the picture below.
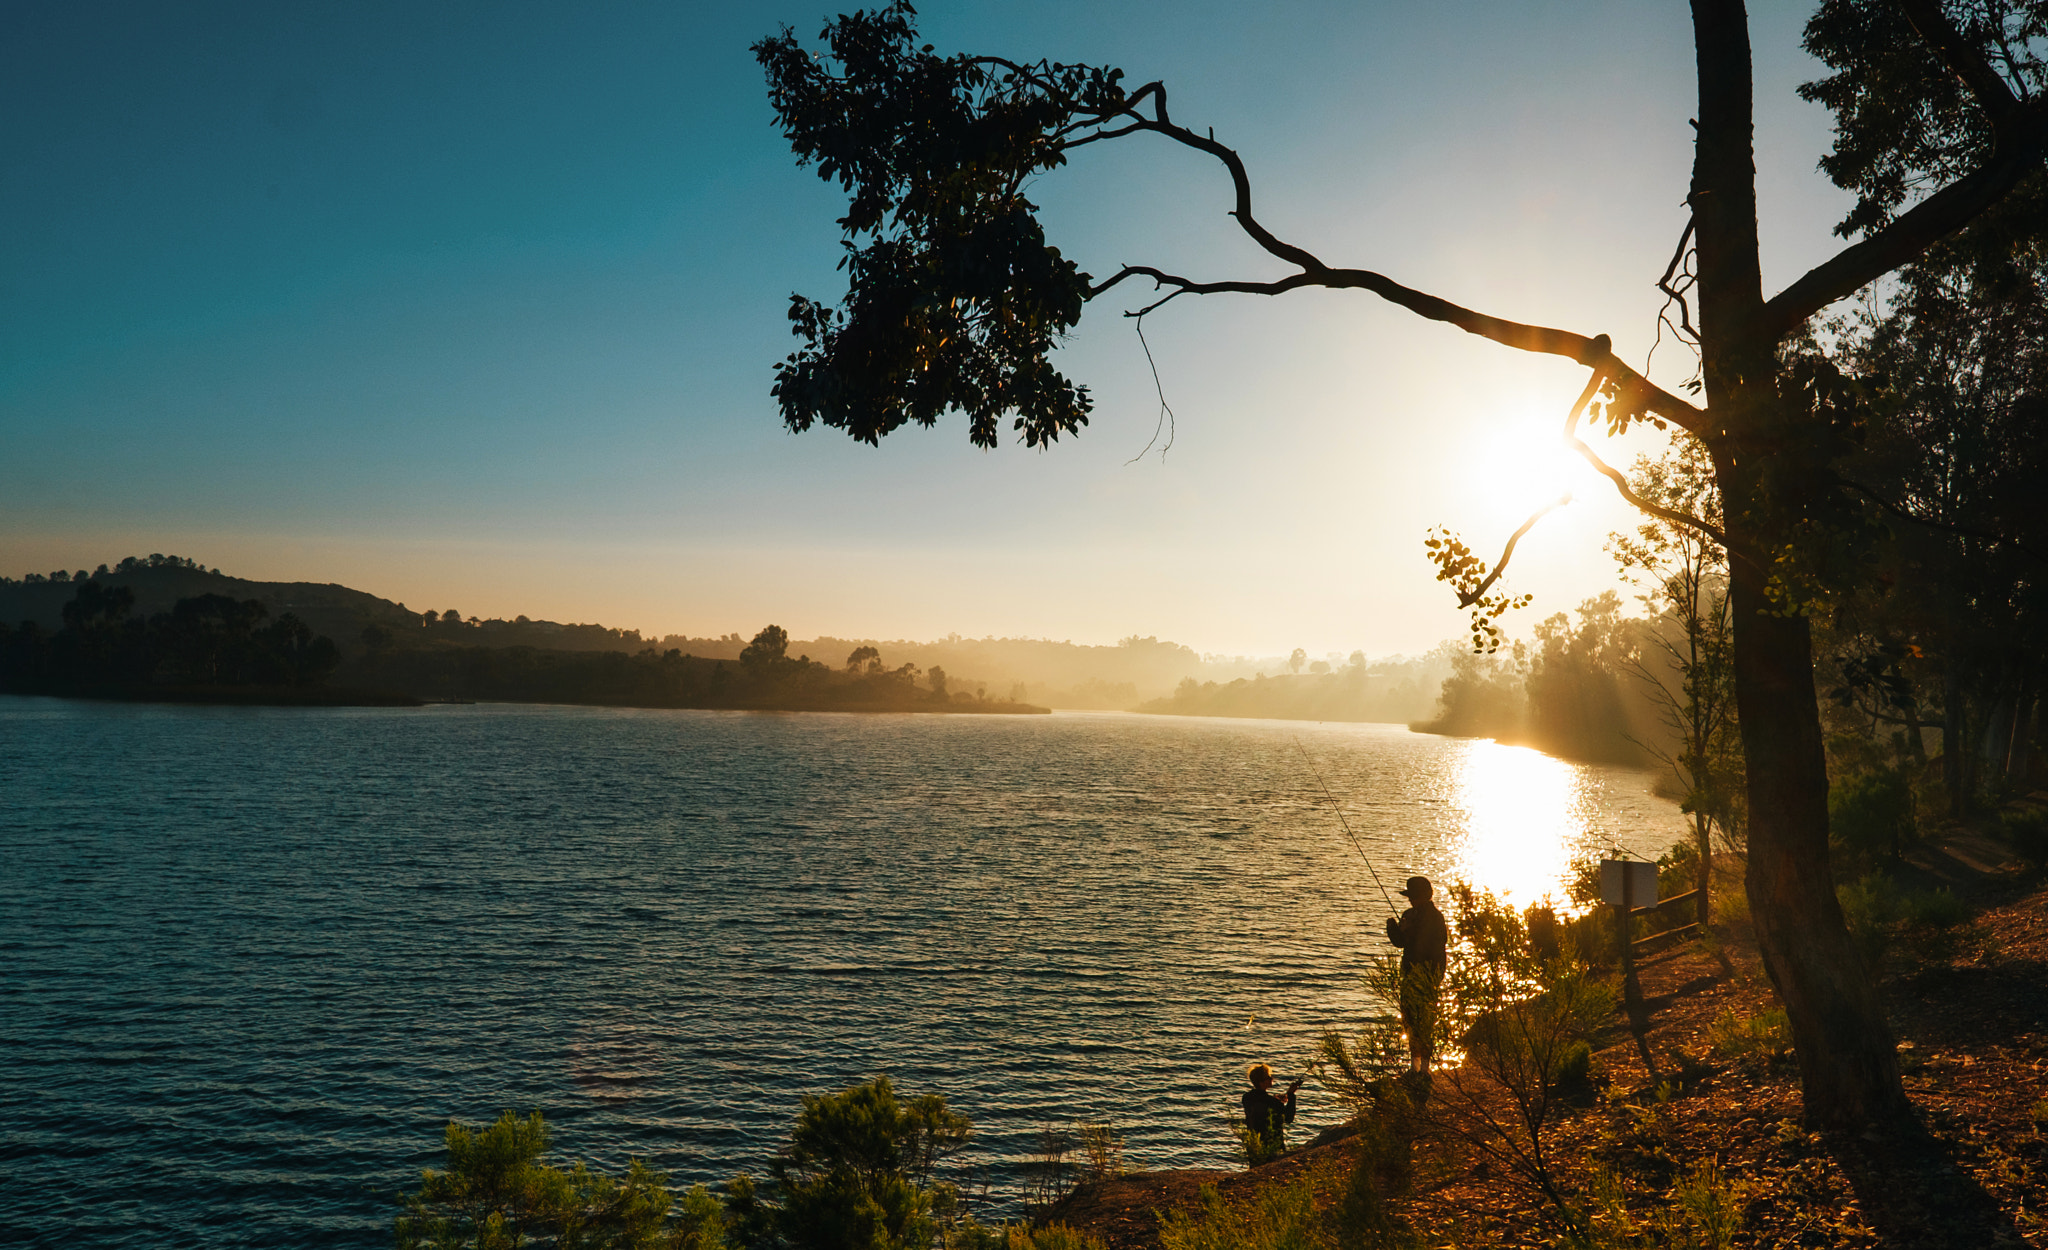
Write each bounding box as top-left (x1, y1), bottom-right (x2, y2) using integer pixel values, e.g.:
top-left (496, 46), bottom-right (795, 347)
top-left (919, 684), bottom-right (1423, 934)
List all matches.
top-left (755, 1), bottom-right (2047, 1131)
top-left (1610, 440), bottom-right (1740, 928)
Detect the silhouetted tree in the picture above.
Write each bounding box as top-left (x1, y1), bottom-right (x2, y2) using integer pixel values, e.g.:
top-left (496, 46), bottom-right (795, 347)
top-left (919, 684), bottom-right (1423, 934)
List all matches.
top-left (1287, 648), bottom-right (1306, 675)
top-left (726, 1076), bottom-right (972, 1250)
top-left (741, 624), bottom-right (792, 672)
top-left (847, 644), bottom-right (880, 672)
top-left (255, 614), bottom-right (341, 686)
top-left (756, 0), bottom-right (2048, 1130)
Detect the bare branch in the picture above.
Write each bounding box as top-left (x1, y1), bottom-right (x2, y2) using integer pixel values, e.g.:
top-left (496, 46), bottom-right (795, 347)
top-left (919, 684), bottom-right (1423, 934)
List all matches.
top-left (1562, 373), bottom-right (1747, 563)
top-left (1064, 104), bottom-right (1705, 430)
top-left (1457, 493), bottom-right (1572, 610)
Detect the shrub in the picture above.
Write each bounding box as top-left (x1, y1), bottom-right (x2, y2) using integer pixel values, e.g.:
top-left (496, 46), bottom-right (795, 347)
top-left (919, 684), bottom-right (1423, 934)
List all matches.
top-left (1836, 874), bottom-right (1899, 965)
top-left (1708, 1008), bottom-right (1791, 1071)
top-left (1156, 1169), bottom-right (1416, 1250)
top-left (1899, 886), bottom-right (1969, 929)
top-left (1016, 1225), bottom-right (1109, 1250)
top-left (1076, 1121), bottom-right (1124, 1181)
top-left (960, 1223), bottom-right (1108, 1250)
top-left (394, 1110), bottom-right (720, 1250)
top-left (1157, 1181), bottom-right (1320, 1250)
top-left (753, 1076), bottom-right (972, 1250)
top-left (2002, 807), bottom-right (2048, 868)
top-left (1551, 1040), bottom-right (1594, 1092)
top-left (1829, 767), bottom-right (1916, 861)
top-left (1581, 1157), bottom-right (1750, 1250)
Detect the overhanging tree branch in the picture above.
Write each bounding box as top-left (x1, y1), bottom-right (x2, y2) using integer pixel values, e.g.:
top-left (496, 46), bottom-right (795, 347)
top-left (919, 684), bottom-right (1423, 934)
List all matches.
top-left (1761, 0), bottom-right (2047, 336)
top-left (1067, 95), bottom-right (1707, 432)
top-left (1561, 373), bottom-right (1745, 563)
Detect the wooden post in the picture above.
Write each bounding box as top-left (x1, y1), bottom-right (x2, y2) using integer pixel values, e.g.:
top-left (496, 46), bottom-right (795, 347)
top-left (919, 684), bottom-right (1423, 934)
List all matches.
top-left (1618, 863), bottom-right (1636, 987)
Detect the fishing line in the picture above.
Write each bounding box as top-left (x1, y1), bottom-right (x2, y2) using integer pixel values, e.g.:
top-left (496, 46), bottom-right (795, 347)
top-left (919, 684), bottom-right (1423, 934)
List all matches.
top-left (1292, 737), bottom-right (1399, 914)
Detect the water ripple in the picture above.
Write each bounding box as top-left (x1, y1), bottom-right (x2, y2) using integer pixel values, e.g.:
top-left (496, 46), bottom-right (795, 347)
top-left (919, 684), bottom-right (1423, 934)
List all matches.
top-left (0, 699), bottom-right (1683, 1248)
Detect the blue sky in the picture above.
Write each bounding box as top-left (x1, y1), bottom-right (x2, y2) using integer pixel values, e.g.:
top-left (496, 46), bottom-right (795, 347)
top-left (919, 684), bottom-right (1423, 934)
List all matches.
top-left (2, 2), bottom-right (1856, 655)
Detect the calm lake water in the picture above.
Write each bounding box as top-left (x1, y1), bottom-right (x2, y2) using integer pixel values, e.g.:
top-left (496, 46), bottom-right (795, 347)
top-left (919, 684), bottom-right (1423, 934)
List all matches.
top-left (0, 698), bottom-right (1687, 1247)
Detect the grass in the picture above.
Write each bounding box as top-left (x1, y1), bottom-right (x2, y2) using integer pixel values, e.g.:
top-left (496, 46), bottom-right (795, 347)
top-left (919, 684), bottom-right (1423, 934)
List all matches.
top-left (1708, 1007), bottom-right (1791, 1071)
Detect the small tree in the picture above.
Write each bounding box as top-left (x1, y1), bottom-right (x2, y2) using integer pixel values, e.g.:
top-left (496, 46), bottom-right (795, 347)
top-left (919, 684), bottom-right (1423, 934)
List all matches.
top-left (395, 1110), bottom-right (724, 1250)
top-left (729, 1076), bottom-right (973, 1250)
top-left (1610, 439), bottom-right (1742, 926)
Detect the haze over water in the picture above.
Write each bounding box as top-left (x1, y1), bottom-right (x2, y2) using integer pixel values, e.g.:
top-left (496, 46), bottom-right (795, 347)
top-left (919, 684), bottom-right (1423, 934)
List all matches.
top-left (0, 699), bottom-right (1686, 1248)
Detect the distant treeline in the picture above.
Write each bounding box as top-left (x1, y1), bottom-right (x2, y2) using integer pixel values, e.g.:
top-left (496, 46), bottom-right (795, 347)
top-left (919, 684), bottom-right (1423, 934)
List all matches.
top-left (1137, 651), bottom-right (1449, 724)
top-left (1415, 591), bottom-right (1662, 767)
top-left (0, 581), bottom-right (344, 698)
top-left (352, 624), bottom-right (1046, 713)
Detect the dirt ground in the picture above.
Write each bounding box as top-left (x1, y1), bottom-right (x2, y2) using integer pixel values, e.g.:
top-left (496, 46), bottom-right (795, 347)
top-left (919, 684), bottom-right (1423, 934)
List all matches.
top-left (1037, 826), bottom-right (2048, 1249)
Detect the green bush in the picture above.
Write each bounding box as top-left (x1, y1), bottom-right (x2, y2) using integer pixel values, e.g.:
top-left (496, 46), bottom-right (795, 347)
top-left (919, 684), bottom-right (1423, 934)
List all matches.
top-left (1836, 874), bottom-right (1899, 964)
top-left (1551, 1040), bottom-right (1594, 1091)
top-left (1899, 886), bottom-right (1969, 929)
top-left (957, 1223), bottom-right (1108, 1250)
top-left (743, 1076), bottom-right (973, 1250)
top-left (1707, 1008), bottom-right (1790, 1070)
top-left (1157, 1171), bottom-right (1415, 1250)
top-left (395, 1110), bottom-right (724, 1250)
top-left (1581, 1158), bottom-right (1750, 1250)
top-left (1829, 768), bottom-right (1916, 860)
top-left (2002, 806), bottom-right (2048, 867)
top-left (1014, 1225), bottom-right (1110, 1250)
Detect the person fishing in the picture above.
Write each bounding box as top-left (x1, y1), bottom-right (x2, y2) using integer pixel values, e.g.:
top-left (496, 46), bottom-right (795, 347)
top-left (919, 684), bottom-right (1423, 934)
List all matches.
top-left (1385, 876), bottom-right (1449, 1073)
top-left (1240, 1062), bottom-right (1301, 1164)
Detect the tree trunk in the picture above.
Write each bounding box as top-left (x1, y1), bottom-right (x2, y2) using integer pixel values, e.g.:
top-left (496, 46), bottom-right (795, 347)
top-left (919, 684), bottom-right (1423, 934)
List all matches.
top-left (2009, 681), bottom-right (2035, 786)
top-left (1981, 671), bottom-right (2017, 791)
top-left (1685, 0), bottom-right (1912, 1132)
top-left (1944, 663), bottom-right (1967, 816)
top-left (1727, 550), bottom-right (1911, 1129)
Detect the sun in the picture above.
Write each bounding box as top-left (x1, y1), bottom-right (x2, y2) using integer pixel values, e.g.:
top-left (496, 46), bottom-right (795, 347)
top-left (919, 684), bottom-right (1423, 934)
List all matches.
top-left (1458, 402), bottom-right (1599, 534)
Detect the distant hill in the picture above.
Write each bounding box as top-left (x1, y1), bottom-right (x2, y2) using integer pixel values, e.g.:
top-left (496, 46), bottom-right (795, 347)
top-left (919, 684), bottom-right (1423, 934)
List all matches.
top-left (0, 559), bottom-right (418, 651)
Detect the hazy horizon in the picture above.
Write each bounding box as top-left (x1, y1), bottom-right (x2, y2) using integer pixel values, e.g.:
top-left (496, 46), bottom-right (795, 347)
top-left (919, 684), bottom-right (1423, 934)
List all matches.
top-left (3, 2), bottom-right (1854, 656)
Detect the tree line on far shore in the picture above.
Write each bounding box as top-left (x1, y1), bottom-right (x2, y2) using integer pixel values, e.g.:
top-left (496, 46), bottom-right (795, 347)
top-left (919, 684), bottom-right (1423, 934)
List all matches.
top-left (0, 583), bottom-right (1043, 715)
top-left (353, 621), bottom-right (1044, 712)
top-left (0, 581), bottom-right (340, 695)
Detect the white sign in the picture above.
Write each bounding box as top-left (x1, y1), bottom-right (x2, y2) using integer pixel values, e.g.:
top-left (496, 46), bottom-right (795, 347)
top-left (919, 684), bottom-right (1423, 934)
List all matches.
top-left (1600, 859), bottom-right (1659, 909)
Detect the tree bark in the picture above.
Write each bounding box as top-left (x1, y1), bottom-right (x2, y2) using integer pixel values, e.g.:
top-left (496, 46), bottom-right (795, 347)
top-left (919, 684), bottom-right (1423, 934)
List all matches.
top-left (1725, 530), bottom-right (1911, 1128)
top-left (1689, 0), bottom-right (1910, 1130)
top-left (2009, 681), bottom-right (2035, 785)
top-left (1944, 660), bottom-right (1968, 815)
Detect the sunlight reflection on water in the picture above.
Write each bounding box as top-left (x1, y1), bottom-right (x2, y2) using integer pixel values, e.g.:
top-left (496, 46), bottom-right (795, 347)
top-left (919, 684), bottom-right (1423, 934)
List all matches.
top-left (1447, 739), bottom-right (1598, 908)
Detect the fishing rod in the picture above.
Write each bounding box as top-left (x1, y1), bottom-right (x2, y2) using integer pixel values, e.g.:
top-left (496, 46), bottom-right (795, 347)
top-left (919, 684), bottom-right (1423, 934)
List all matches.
top-left (1291, 737), bottom-right (1400, 914)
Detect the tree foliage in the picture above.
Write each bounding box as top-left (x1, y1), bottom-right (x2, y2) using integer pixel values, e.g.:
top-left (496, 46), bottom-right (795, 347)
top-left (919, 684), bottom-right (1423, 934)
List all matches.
top-left (727, 1076), bottom-right (973, 1250)
top-left (754, 2), bottom-right (1120, 448)
top-left (395, 1110), bottom-right (725, 1250)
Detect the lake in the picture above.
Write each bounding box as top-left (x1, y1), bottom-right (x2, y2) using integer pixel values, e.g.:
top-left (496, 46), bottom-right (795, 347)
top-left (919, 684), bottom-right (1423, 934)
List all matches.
top-left (0, 698), bottom-right (1687, 1247)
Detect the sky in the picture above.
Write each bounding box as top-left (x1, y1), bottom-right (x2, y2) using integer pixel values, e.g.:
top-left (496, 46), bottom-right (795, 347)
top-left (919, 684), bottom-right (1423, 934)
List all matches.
top-left (0, 2), bottom-right (1862, 657)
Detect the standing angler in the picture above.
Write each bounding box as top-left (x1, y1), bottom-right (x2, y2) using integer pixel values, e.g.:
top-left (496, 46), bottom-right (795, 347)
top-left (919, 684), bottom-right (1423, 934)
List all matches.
top-left (1386, 876), bottom-right (1449, 1074)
